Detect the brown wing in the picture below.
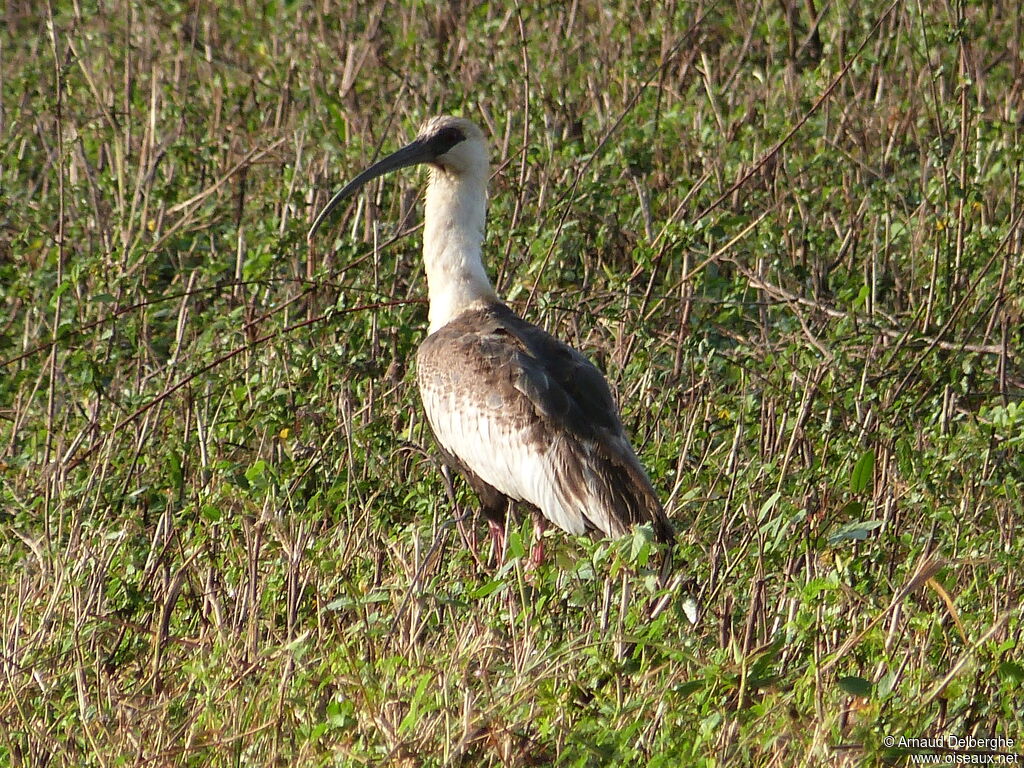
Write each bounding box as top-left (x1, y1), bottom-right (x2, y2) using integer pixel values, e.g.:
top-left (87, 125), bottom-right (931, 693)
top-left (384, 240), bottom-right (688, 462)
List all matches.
top-left (416, 303), bottom-right (672, 542)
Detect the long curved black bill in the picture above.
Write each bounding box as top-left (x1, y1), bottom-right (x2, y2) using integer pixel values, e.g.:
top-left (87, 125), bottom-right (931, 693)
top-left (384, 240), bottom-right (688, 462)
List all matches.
top-left (307, 139), bottom-right (433, 242)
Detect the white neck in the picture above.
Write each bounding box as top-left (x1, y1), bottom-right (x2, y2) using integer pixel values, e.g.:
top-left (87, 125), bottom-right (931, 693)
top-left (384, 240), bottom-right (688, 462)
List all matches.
top-left (422, 166), bottom-right (498, 333)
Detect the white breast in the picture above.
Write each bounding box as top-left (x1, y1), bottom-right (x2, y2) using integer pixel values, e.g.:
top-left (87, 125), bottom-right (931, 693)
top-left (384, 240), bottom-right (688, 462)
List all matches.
top-left (418, 380), bottom-right (591, 535)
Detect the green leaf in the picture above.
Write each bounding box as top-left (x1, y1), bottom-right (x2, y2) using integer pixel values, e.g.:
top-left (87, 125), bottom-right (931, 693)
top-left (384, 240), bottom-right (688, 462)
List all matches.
top-left (758, 491), bottom-right (782, 521)
top-left (850, 449), bottom-right (875, 494)
top-left (628, 525), bottom-right (652, 567)
top-left (507, 526), bottom-right (526, 560)
top-left (828, 519), bottom-right (883, 545)
top-left (672, 679), bottom-right (704, 698)
top-left (166, 451), bottom-right (183, 495)
top-left (803, 577), bottom-right (839, 600)
top-left (837, 676), bottom-right (873, 698)
top-left (876, 670), bottom-right (898, 698)
top-left (999, 661), bottom-right (1024, 683)
top-left (200, 504), bottom-right (222, 523)
top-left (469, 579), bottom-right (505, 599)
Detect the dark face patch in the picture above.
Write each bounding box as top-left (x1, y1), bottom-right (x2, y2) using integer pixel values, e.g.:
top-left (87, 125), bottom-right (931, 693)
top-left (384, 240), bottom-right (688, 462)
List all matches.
top-left (425, 124), bottom-right (466, 159)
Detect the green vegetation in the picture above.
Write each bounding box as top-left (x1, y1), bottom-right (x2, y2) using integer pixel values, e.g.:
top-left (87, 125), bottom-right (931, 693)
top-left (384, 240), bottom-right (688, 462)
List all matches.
top-left (2, 0), bottom-right (1021, 764)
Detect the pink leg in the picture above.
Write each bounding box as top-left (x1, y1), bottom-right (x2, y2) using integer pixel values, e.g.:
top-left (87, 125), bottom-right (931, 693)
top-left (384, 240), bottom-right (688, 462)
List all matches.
top-left (528, 516), bottom-right (549, 568)
top-left (488, 519), bottom-right (506, 563)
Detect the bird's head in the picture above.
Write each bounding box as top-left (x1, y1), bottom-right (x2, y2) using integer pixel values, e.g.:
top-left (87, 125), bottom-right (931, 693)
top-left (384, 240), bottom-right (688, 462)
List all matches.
top-left (308, 115), bottom-right (487, 241)
top-left (416, 115), bottom-right (487, 177)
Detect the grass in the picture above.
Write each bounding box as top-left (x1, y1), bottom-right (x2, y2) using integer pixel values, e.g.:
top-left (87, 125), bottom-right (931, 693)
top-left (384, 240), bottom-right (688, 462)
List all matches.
top-left (2, 0), bottom-right (1022, 764)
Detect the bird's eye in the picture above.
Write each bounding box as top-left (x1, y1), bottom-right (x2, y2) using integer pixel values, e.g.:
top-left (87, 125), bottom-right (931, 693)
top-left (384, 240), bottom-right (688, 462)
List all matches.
top-left (429, 125), bottom-right (466, 156)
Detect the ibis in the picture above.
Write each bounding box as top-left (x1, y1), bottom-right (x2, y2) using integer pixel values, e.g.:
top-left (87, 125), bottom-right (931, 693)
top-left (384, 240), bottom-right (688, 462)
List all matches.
top-left (309, 115), bottom-right (673, 554)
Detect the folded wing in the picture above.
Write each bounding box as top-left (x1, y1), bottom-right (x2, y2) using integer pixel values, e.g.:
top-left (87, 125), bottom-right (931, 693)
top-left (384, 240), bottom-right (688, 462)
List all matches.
top-left (416, 303), bottom-right (673, 542)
